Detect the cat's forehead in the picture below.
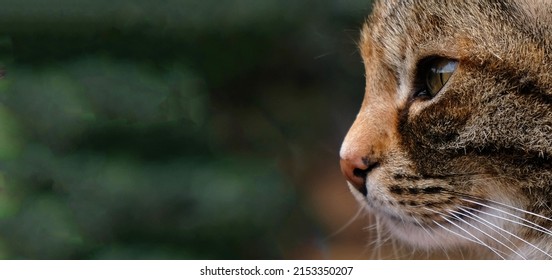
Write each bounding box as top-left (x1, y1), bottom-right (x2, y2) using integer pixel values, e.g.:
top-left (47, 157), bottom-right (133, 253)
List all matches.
top-left (359, 0), bottom-right (544, 65)
top-left (363, 0), bottom-right (516, 38)
top-left (361, 1), bottom-right (447, 68)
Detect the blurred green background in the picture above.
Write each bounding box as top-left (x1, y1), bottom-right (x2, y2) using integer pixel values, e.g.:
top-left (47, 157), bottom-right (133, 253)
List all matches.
top-left (0, 0), bottom-right (372, 259)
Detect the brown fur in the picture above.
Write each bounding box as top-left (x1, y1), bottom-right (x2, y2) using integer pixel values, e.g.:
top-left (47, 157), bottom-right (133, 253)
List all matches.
top-left (341, 0), bottom-right (552, 259)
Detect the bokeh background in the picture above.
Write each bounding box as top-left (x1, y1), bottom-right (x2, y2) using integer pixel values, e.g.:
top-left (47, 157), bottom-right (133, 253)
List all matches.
top-left (0, 0), bottom-right (383, 259)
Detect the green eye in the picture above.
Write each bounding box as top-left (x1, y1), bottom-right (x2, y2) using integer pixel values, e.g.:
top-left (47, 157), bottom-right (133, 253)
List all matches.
top-left (418, 58), bottom-right (458, 98)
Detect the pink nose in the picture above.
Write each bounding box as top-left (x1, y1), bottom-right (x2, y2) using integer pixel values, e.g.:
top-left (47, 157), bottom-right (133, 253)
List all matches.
top-left (340, 156), bottom-right (378, 194)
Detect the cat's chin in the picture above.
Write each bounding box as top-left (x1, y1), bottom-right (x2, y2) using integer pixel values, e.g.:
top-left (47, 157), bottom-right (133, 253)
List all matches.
top-left (347, 182), bottom-right (478, 250)
top-left (382, 215), bottom-right (470, 250)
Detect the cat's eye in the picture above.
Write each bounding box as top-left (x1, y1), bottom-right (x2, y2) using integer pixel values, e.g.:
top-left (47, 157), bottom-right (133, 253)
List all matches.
top-left (416, 58), bottom-right (458, 99)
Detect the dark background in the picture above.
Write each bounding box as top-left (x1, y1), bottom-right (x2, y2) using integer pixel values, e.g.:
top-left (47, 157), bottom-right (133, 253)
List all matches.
top-left (0, 0), bottom-right (374, 259)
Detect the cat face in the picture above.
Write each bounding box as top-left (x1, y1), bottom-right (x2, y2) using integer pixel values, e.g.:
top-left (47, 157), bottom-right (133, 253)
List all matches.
top-left (340, 0), bottom-right (552, 259)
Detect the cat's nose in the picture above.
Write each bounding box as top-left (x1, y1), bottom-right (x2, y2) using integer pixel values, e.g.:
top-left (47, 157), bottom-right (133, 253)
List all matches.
top-left (339, 99), bottom-right (395, 194)
top-left (340, 157), bottom-right (366, 190)
top-left (339, 156), bottom-right (378, 193)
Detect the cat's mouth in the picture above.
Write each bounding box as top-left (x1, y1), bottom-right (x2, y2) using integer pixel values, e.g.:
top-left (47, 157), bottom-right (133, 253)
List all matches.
top-left (347, 181), bottom-right (529, 251)
top-left (371, 205), bottom-right (455, 229)
top-left (366, 198), bottom-right (495, 250)
top-left (348, 181), bottom-right (485, 229)
top-left (381, 205), bottom-right (484, 229)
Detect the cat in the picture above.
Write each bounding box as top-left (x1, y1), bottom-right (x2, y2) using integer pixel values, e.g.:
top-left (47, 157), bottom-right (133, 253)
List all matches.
top-left (339, 0), bottom-right (552, 259)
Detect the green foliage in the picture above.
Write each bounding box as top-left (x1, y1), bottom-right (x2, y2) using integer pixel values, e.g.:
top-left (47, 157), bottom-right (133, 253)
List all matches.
top-left (0, 0), bottom-right (371, 259)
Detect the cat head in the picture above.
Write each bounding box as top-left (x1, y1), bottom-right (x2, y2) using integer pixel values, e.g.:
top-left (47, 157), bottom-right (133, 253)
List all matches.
top-left (340, 0), bottom-right (552, 259)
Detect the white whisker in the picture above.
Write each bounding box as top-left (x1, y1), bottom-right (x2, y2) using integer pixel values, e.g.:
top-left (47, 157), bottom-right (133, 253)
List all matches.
top-left (413, 217), bottom-right (451, 260)
top-left (438, 214), bottom-right (506, 260)
top-left (327, 206), bottom-right (364, 239)
top-left (432, 221), bottom-right (481, 246)
top-left (451, 208), bottom-right (520, 250)
top-left (425, 207), bottom-right (505, 259)
top-left (461, 197), bottom-right (552, 223)
top-left (372, 216), bottom-right (384, 259)
top-left (390, 239), bottom-right (399, 259)
top-left (462, 204), bottom-right (552, 237)
top-left (447, 209), bottom-right (525, 259)
top-left (458, 207), bottom-right (552, 259)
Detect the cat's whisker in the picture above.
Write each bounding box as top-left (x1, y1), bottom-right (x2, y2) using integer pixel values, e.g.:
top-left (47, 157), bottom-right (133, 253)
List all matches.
top-left (381, 231), bottom-right (394, 244)
top-left (432, 221), bottom-right (480, 246)
top-left (423, 172), bottom-right (486, 179)
top-left (460, 199), bottom-right (552, 236)
top-left (425, 207), bottom-right (506, 259)
top-left (451, 208), bottom-right (520, 251)
top-left (463, 196), bottom-right (552, 223)
top-left (327, 206), bottom-right (364, 239)
top-left (390, 238), bottom-right (400, 260)
top-left (413, 217), bottom-right (451, 260)
top-left (447, 209), bottom-right (525, 259)
top-left (368, 217), bottom-right (404, 259)
top-left (431, 219), bottom-right (507, 259)
top-left (372, 216), bottom-right (384, 259)
top-left (443, 189), bottom-right (552, 223)
top-left (437, 213), bottom-right (506, 260)
top-left (458, 207), bottom-right (552, 259)
top-left (359, 214), bottom-right (379, 259)
top-left (462, 205), bottom-right (552, 238)
top-left (392, 215), bottom-right (409, 259)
